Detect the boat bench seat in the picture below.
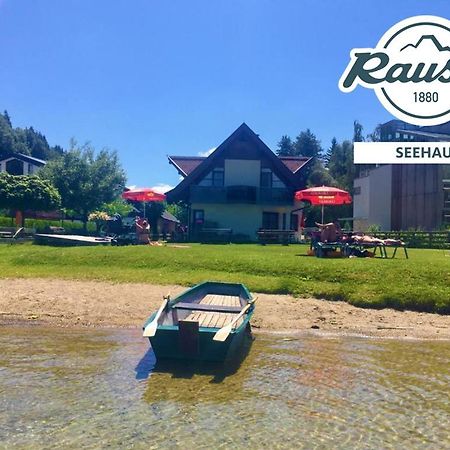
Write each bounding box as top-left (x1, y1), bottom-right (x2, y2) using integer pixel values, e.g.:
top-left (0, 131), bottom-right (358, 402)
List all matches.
top-left (173, 302), bottom-right (242, 313)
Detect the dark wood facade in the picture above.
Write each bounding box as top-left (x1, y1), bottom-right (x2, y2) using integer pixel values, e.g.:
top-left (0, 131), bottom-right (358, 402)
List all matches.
top-left (391, 165), bottom-right (445, 231)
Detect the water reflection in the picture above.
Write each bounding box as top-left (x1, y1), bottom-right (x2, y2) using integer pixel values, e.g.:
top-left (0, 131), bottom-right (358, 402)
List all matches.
top-left (0, 326), bottom-right (449, 449)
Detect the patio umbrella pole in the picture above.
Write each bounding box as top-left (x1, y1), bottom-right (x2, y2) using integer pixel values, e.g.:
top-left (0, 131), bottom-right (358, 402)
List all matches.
top-left (321, 204), bottom-right (324, 224)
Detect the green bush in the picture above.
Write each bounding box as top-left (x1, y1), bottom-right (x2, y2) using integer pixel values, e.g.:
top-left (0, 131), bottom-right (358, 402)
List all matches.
top-left (0, 216), bottom-right (96, 233)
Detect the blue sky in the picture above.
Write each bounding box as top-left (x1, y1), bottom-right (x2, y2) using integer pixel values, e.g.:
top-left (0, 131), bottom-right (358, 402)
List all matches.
top-left (0, 0), bottom-right (448, 190)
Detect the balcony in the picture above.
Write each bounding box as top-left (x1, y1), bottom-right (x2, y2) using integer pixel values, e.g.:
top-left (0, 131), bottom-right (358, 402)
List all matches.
top-left (190, 185), bottom-right (293, 205)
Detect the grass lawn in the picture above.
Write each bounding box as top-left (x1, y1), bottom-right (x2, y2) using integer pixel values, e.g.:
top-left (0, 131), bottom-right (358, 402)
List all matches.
top-left (0, 243), bottom-right (449, 314)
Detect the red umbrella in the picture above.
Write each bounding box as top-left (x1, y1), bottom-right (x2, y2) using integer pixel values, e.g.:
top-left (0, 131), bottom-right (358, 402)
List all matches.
top-left (295, 186), bottom-right (352, 222)
top-left (122, 188), bottom-right (166, 217)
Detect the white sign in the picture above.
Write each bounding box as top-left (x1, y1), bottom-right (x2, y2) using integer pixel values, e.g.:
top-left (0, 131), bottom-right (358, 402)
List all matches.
top-left (339, 15), bottom-right (450, 126)
top-left (354, 142), bottom-right (450, 164)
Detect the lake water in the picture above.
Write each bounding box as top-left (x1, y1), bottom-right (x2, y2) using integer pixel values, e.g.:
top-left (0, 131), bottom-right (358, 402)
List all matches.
top-left (0, 327), bottom-right (449, 449)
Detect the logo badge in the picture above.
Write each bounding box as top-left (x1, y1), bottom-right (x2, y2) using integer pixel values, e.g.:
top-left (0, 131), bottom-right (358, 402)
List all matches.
top-left (339, 15), bottom-right (450, 126)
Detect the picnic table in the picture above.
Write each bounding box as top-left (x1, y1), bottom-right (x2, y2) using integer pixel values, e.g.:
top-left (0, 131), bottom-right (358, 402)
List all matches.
top-left (257, 230), bottom-right (295, 245)
top-left (198, 228), bottom-right (232, 244)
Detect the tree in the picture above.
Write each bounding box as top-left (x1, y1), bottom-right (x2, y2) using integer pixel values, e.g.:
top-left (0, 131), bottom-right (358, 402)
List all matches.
top-left (166, 202), bottom-right (188, 226)
top-left (367, 124), bottom-right (381, 142)
top-left (328, 140), bottom-right (354, 192)
top-left (3, 110), bottom-right (12, 127)
top-left (324, 137), bottom-right (338, 167)
top-left (40, 142), bottom-right (127, 229)
top-left (101, 199), bottom-right (134, 217)
top-left (353, 120), bottom-right (365, 142)
top-left (0, 173), bottom-right (60, 226)
top-left (293, 129), bottom-right (322, 158)
top-left (0, 114), bottom-right (16, 158)
top-left (307, 160), bottom-right (335, 187)
top-left (0, 110), bottom-right (64, 160)
top-left (276, 135), bottom-right (294, 156)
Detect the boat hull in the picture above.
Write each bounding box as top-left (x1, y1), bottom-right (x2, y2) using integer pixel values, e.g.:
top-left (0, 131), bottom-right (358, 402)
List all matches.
top-left (144, 281), bottom-right (255, 362)
top-left (148, 317), bottom-right (252, 362)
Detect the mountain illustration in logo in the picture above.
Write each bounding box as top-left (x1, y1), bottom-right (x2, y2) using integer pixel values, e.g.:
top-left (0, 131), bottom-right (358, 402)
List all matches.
top-left (400, 34), bottom-right (450, 52)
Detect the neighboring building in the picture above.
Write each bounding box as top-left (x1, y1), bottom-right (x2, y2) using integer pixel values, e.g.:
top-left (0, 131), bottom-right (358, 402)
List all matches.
top-left (353, 121), bottom-right (450, 231)
top-left (166, 123), bottom-right (312, 241)
top-left (0, 153), bottom-right (46, 176)
top-left (158, 210), bottom-right (180, 236)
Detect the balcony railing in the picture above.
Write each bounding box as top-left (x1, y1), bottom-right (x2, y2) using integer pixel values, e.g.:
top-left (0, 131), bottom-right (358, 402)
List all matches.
top-left (190, 186), bottom-right (293, 205)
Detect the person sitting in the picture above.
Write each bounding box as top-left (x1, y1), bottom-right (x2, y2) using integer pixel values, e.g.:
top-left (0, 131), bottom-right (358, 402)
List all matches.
top-left (315, 220), bottom-right (342, 243)
top-left (135, 216), bottom-right (151, 244)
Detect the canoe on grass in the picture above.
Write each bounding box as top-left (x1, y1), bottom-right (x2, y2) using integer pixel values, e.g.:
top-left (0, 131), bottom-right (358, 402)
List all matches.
top-left (143, 281), bottom-right (257, 362)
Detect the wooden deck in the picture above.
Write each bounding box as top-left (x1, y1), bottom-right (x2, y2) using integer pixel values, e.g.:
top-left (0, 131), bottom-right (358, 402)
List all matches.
top-left (185, 294), bottom-right (244, 328)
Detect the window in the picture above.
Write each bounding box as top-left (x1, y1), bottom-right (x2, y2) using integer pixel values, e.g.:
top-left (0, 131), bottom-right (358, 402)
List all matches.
top-left (5, 159), bottom-right (24, 175)
top-left (198, 168), bottom-right (224, 186)
top-left (193, 210), bottom-right (204, 225)
top-left (212, 168), bottom-right (224, 186)
top-left (354, 186), bottom-right (361, 195)
top-left (262, 212), bottom-right (279, 230)
top-left (272, 173), bottom-right (284, 188)
top-left (261, 168), bottom-right (285, 188)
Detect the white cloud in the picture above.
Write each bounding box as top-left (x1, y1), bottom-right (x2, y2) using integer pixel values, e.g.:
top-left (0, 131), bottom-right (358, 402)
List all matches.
top-left (198, 147), bottom-right (216, 157)
top-left (150, 183), bottom-right (174, 194)
top-left (125, 184), bottom-right (174, 194)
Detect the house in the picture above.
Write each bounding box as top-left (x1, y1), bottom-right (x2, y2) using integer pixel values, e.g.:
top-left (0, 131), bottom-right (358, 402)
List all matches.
top-left (0, 153), bottom-right (46, 176)
top-left (158, 210), bottom-right (180, 237)
top-left (353, 121), bottom-right (450, 231)
top-left (166, 123), bottom-right (312, 241)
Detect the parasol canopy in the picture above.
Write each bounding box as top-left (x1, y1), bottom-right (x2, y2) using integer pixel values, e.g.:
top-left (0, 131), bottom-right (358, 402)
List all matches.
top-left (294, 186), bottom-right (352, 222)
top-left (122, 188), bottom-right (166, 203)
top-left (295, 186), bottom-right (352, 205)
top-left (122, 188), bottom-right (166, 218)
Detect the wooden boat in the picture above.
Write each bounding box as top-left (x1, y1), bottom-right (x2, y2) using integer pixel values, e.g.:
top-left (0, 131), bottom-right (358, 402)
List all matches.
top-left (143, 281), bottom-right (257, 362)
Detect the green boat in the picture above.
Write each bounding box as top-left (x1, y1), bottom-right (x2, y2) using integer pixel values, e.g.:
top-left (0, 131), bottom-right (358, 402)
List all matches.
top-left (143, 281), bottom-right (257, 362)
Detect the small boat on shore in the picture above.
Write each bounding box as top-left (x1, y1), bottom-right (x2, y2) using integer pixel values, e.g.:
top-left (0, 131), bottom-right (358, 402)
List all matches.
top-left (143, 281), bottom-right (257, 362)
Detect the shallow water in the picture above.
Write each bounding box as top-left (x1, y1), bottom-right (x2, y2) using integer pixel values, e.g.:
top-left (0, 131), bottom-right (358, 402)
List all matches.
top-left (0, 327), bottom-right (449, 449)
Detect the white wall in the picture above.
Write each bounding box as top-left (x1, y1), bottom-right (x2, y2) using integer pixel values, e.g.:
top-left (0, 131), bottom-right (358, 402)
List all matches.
top-left (368, 165), bottom-right (392, 230)
top-left (353, 175), bottom-right (370, 220)
top-left (353, 165), bottom-right (392, 231)
top-left (224, 159), bottom-right (260, 186)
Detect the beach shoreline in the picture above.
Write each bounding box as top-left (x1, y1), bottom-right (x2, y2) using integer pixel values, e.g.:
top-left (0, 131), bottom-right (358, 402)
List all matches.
top-left (0, 278), bottom-right (448, 340)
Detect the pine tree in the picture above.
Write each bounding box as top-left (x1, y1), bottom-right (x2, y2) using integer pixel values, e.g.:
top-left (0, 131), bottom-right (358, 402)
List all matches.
top-left (3, 110), bottom-right (12, 127)
top-left (276, 135), bottom-right (294, 156)
top-left (324, 137), bottom-right (338, 167)
top-left (293, 129), bottom-right (322, 158)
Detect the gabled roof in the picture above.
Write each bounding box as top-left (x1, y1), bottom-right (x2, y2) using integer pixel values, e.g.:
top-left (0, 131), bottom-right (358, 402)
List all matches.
top-left (279, 156), bottom-right (311, 174)
top-left (168, 156), bottom-right (204, 177)
top-left (0, 153), bottom-right (47, 166)
top-left (169, 155), bottom-right (311, 177)
top-left (166, 123), bottom-right (312, 202)
top-left (161, 210), bottom-right (180, 223)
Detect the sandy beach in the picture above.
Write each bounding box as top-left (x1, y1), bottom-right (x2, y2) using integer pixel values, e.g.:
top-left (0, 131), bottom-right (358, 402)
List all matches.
top-left (0, 278), bottom-right (448, 339)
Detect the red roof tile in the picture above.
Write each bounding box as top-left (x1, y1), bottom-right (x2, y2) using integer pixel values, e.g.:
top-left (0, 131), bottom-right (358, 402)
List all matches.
top-left (279, 156), bottom-right (310, 173)
top-left (169, 155), bottom-right (310, 176)
top-left (168, 156), bottom-right (205, 176)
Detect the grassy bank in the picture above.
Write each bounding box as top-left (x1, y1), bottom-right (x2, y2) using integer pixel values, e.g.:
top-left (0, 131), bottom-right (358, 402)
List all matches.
top-left (0, 243), bottom-right (449, 313)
